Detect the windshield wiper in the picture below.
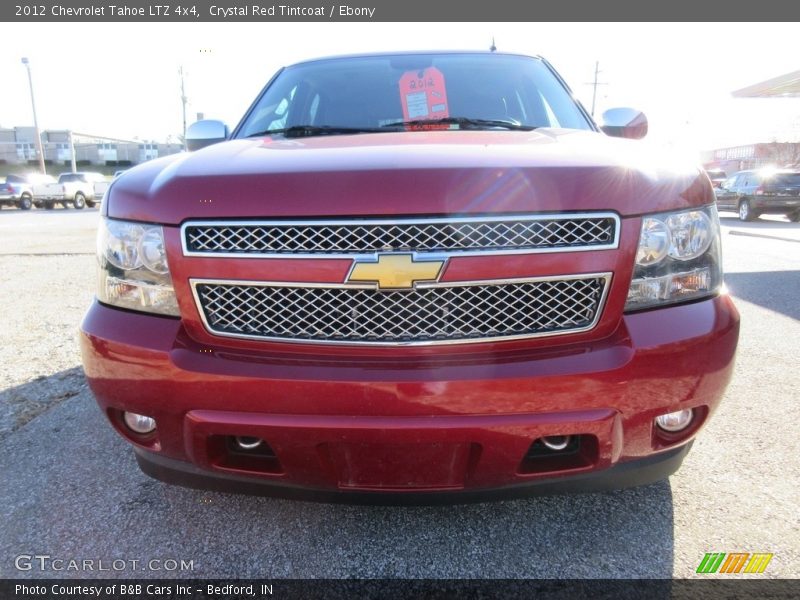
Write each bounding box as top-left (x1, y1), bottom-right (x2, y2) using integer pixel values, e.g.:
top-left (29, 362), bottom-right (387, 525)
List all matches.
top-left (381, 117), bottom-right (536, 131)
top-left (246, 119), bottom-right (535, 138)
top-left (247, 125), bottom-right (386, 138)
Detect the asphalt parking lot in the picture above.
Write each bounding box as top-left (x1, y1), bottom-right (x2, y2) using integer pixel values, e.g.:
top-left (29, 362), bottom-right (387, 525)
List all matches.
top-left (0, 206), bottom-right (798, 579)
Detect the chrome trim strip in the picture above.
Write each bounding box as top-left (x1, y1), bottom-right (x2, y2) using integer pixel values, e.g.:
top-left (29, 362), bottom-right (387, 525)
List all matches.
top-left (189, 272), bottom-right (613, 347)
top-left (180, 213), bottom-right (621, 259)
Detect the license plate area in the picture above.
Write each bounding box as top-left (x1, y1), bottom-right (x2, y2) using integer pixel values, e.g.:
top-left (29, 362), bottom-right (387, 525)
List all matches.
top-left (183, 409), bottom-right (620, 490)
top-left (319, 442), bottom-right (478, 490)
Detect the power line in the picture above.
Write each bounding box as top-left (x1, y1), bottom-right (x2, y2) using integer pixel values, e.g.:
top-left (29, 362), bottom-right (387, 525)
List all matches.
top-left (179, 66), bottom-right (188, 150)
top-left (584, 61), bottom-right (608, 117)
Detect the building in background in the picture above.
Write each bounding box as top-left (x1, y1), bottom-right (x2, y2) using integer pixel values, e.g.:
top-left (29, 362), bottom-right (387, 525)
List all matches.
top-left (0, 126), bottom-right (39, 164)
top-left (702, 72), bottom-right (800, 176)
top-left (702, 142), bottom-right (800, 175)
top-left (0, 126), bottom-right (183, 171)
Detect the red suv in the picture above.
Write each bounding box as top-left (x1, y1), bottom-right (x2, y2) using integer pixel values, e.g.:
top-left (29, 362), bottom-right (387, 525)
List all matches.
top-left (79, 52), bottom-right (739, 502)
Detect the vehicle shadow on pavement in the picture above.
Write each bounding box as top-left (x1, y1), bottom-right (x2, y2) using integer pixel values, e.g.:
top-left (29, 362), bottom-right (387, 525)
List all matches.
top-left (0, 366), bottom-right (87, 441)
top-left (0, 369), bottom-right (676, 580)
top-left (725, 270), bottom-right (800, 321)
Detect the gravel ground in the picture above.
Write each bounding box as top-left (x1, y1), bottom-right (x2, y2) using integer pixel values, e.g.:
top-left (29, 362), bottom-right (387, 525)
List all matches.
top-left (0, 207), bottom-right (798, 580)
top-left (0, 208), bottom-right (96, 438)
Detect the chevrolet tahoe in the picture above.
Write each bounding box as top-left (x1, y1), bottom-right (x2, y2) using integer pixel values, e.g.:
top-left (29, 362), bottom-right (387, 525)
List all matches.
top-left (79, 51), bottom-right (740, 502)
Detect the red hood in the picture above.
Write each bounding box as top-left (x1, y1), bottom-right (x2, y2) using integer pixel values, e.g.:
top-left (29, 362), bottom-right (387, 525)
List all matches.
top-left (108, 129), bottom-right (712, 224)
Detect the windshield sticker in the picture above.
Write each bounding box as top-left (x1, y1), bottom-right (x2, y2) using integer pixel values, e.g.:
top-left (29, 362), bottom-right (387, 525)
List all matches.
top-left (399, 67), bottom-right (449, 128)
top-left (406, 92), bottom-right (429, 119)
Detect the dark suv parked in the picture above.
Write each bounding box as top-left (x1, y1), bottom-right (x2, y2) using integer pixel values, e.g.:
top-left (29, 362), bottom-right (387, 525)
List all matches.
top-left (715, 169), bottom-right (800, 222)
top-left (0, 174), bottom-right (36, 210)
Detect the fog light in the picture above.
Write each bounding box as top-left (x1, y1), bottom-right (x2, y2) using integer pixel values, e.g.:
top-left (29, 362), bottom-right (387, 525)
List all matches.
top-left (123, 411), bottom-right (156, 434)
top-left (655, 409), bottom-right (693, 432)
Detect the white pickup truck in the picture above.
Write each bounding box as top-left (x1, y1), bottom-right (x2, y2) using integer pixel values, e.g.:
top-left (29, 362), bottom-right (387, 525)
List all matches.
top-left (32, 171), bottom-right (109, 209)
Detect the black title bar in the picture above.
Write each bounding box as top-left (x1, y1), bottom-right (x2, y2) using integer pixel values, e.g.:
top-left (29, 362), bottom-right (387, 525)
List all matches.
top-left (3, 579), bottom-right (800, 600)
top-left (3, 0), bottom-right (800, 21)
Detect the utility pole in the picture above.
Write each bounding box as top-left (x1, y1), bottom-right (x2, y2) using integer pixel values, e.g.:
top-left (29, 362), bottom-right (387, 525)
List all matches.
top-left (68, 130), bottom-right (77, 173)
top-left (21, 57), bottom-right (46, 175)
top-left (585, 61), bottom-right (608, 117)
top-left (179, 66), bottom-right (188, 151)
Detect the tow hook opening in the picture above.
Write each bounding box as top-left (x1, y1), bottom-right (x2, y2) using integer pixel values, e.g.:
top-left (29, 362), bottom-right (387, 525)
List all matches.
top-left (541, 435), bottom-right (571, 451)
top-left (233, 436), bottom-right (263, 451)
top-left (207, 435), bottom-right (284, 475)
top-left (519, 434), bottom-right (598, 475)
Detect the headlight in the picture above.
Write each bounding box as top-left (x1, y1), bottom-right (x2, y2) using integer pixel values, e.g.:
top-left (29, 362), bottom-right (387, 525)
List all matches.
top-left (625, 205), bottom-right (722, 311)
top-left (100, 219), bottom-right (144, 270)
top-left (139, 227), bottom-right (170, 274)
top-left (97, 217), bottom-right (179, 316)
top-left (664, 210), bottom-right (713, 261)
top-left (636, 218), bottom-right (669, 265)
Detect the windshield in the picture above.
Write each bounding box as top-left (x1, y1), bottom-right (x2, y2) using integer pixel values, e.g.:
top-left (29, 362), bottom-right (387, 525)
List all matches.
top-left (236, 53), bottom-right (593, 138)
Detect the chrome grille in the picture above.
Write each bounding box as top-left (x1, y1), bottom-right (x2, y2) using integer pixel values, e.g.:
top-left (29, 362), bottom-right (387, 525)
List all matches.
top-left (182, 214), bottom-right (618, 257)
top-left (192, 276), bottom-right (610, 345)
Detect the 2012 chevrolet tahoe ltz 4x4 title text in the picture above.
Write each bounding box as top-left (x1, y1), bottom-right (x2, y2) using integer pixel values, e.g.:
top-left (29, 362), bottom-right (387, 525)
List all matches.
top-left (79, 52), bottom-right (739, 502)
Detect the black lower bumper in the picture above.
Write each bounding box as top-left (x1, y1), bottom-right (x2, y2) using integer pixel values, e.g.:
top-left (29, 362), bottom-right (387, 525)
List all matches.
top-left (134, 442), bottom-right (692, 505)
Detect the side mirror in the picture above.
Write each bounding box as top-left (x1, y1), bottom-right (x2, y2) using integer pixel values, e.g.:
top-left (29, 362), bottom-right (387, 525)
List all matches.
top-left (600, 107), bottom-right (648, 140)
top-left (186, 120), bottom-right (229, 151)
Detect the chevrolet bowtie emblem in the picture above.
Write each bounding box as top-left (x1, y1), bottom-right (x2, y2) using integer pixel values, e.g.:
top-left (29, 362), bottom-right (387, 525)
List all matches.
top-left (347, 254), bottom-right (446, 290)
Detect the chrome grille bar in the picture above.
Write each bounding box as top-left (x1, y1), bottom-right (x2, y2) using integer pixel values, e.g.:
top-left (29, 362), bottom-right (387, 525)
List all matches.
top-left (182, 213), bottom-right (619, 258)
top-left (191, 274), bottom-right (611, 346)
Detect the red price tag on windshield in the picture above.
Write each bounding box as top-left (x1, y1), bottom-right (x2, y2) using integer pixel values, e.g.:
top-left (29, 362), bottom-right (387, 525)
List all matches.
top-left (399, 67), bottom-right (449, 130)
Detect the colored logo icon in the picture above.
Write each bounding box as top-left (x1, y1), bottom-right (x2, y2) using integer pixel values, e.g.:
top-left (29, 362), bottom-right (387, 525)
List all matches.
top-left (696, 553), bottom-right (773, 574)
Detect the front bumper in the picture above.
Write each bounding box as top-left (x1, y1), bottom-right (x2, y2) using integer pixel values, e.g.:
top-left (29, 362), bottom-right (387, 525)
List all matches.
top-left (79, 295), bottom-right (739, 499)
top-left (135, 441), bottom-right (692, 504)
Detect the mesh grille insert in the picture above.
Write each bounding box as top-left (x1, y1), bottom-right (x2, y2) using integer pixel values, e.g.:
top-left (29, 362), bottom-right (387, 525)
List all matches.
top-left (194, 276), bottom-right (608, 345)
top-left (184, 216), bottom-right (617, 255)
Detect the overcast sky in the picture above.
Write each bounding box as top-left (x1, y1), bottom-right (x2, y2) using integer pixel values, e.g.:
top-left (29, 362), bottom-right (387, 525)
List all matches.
top-left (1, 22), bottom-right (798, 159)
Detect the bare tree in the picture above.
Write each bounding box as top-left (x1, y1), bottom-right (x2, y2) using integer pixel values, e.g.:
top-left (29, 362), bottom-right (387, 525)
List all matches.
top-left (763, 142), bottom-right (800, 168)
